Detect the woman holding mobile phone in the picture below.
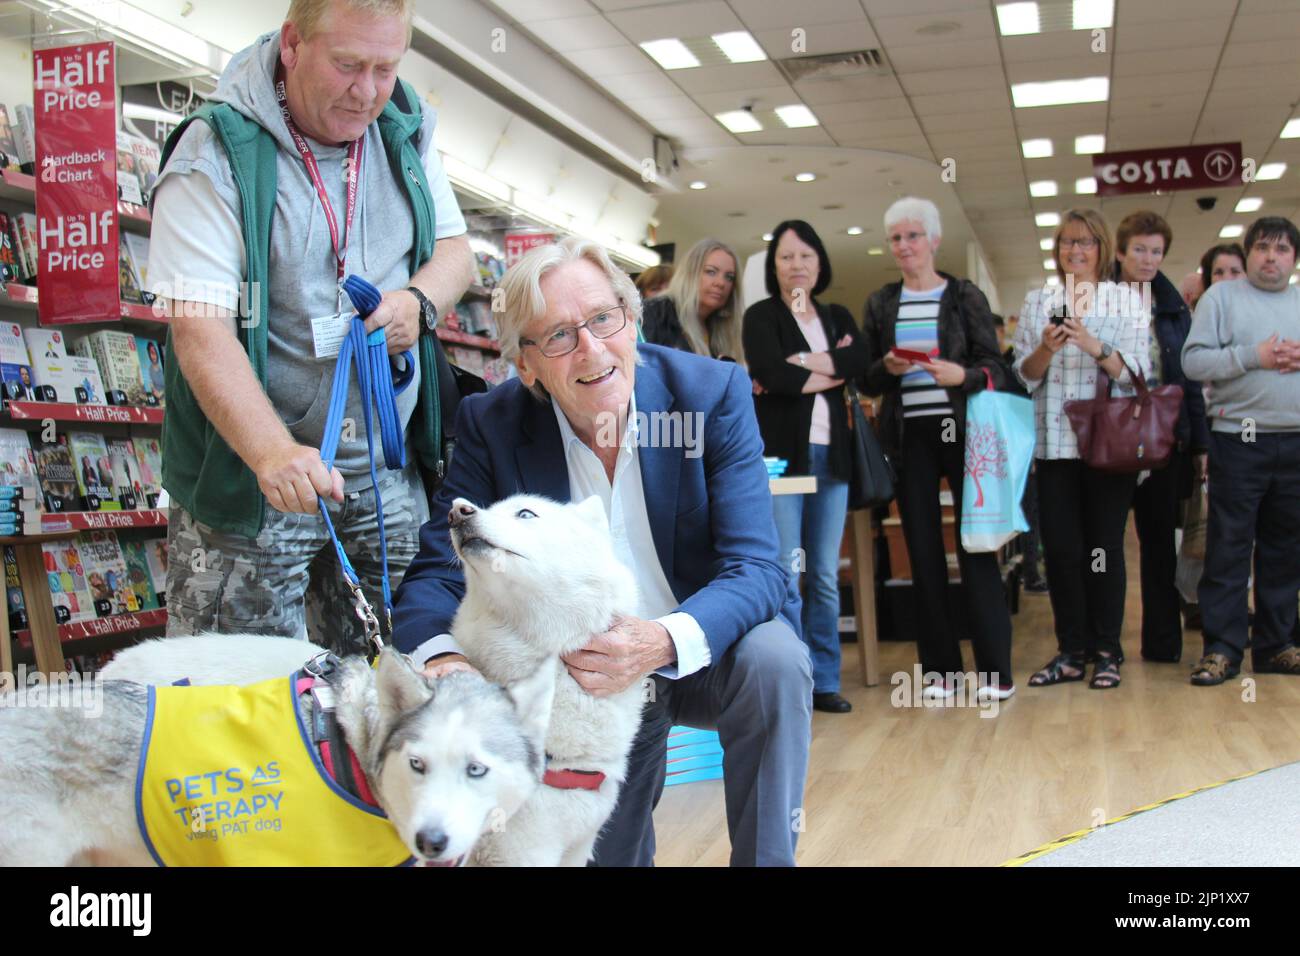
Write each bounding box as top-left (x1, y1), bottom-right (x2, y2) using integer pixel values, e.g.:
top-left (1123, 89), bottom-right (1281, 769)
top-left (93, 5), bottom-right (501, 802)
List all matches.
top-left (1012, 208), bottom-right (1150, 689)
top-left (799, 197), bottom-right (1013, 701)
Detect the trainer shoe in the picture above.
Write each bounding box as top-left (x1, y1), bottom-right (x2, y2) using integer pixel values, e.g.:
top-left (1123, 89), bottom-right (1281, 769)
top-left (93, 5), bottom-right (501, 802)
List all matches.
top-left (1190, 653), bottom-right (1240, 686)
top-left (976, 683), bottom-right (1016, 701)
top-left (921, 679), bottom-right (956, 701)
top-left (1255, 646), bottom-right (1300, 675)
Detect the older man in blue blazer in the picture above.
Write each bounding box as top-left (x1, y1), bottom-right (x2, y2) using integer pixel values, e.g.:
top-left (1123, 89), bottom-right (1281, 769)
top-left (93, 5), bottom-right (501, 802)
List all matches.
top-left (392, 237), bottom-right (811, 866)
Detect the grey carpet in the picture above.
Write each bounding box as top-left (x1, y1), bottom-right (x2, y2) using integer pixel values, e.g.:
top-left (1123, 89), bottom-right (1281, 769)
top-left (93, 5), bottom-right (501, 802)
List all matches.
top-left (1022, 761), bottom-right (1300, 866)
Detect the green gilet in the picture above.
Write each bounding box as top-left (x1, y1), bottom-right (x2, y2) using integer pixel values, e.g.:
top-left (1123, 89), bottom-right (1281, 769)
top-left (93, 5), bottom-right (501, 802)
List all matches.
top-left (157, 79), bottom-right (441, 538)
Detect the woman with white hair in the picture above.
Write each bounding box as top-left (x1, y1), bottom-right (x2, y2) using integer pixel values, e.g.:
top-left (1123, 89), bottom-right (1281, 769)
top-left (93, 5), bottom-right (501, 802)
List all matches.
top-left (800, 197), bottom-right (1014, 700)
top-left (642, 239), bottom-right (744, 364)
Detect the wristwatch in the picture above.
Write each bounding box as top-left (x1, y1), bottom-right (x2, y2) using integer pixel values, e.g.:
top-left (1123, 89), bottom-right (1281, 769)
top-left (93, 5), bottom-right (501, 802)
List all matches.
top-left (407, 286), bottom-right (437, 332)
top-left (1096, 341), bottom-right (1114, 361)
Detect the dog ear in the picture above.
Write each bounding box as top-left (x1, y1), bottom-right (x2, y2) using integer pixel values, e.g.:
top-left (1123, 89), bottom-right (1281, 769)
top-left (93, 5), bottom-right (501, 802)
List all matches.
top-left (573, 495), bottom-right (608, 531)
top-left (505, 658), bottom-right (557, 755)
top-left (375, 649), bottom-right (433, 723)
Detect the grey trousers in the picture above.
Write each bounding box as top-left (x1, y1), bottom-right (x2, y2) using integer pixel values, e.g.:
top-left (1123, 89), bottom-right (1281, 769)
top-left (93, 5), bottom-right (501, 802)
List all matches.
top-left (164, 462), bottom-right (429, 654)
top-left (590, 618), bottom-right (813, 867)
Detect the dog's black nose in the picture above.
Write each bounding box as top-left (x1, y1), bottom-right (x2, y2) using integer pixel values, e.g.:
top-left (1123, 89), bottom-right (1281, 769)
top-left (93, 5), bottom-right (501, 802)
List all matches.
top-left (449, 502), bottom-right (476, 528)
top-left (416, 828), bottom-right (450, 857)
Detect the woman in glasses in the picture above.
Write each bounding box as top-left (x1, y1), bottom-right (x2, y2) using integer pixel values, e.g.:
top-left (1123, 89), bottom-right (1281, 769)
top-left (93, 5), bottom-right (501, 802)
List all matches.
top-left (642, 239), bottom-right (745, 364)
top-left (1013, 208), bottom-right (1150, 690)
top-left (838, 197), bottom-right (1013, 702)
top-left (742, 220), bottom-right (858, 713)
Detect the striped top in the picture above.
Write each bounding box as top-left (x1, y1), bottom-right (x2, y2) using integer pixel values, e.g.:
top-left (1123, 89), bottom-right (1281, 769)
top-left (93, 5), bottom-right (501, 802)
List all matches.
top-left (897, 283), bottom-right (954, 419)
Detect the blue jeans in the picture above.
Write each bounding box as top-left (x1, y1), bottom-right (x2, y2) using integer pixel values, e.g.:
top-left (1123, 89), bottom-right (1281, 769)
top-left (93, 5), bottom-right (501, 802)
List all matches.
top-left (772, 443), bottom-right (850, 693)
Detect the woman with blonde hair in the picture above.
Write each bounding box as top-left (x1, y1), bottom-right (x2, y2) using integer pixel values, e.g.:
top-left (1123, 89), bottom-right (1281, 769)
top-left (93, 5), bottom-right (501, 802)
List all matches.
top-left (642, 238), bottom-right (745, 364)
top-left (1013, 208), bottom-right (1150, 690)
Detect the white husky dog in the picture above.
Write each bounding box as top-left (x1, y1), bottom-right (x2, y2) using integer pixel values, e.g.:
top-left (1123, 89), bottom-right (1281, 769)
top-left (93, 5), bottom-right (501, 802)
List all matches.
top-left (447, 493), bottom-right (646, 867)
top-left (0, 648), bottom-right (554, 867)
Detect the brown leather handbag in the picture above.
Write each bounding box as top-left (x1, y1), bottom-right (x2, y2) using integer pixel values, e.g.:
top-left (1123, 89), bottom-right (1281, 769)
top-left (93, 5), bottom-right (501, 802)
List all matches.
top-left (1063, 357), bottom-right (1183, 473)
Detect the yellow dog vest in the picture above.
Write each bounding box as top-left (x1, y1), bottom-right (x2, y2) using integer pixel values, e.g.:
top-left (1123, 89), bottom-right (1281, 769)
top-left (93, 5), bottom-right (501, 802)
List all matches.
top-left (135, 675), bottom-right (412, 867)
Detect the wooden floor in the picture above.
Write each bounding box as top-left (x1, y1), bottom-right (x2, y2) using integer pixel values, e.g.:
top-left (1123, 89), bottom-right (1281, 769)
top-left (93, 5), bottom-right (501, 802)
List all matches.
top-left (653, 526), bottom-right (1300, 866)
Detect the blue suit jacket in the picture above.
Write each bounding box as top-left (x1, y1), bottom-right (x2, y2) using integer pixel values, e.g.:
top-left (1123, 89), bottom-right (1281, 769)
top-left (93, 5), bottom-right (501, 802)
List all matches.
top-left (392, 344), bottom-right (801, 662)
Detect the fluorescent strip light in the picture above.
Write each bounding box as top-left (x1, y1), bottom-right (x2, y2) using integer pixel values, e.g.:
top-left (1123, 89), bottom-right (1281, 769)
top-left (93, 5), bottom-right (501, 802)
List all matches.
top-left (1236, 198), bottom-right (1263, 213)
top-left (1036, 212), bottom-right (1061, 227)
top-left (1022, 138), bottom-right (1053, 158)
top-left (847, 226), bottom-right (864, 236)
top-left (795, 172), bottom-right (817, 183)
top-left (441, 154), bottom-right (511, 203)
top-left (1291, 274), bottom-right (1298, 285)
top-left (1075, 134), bottom-right (1105, 154)
top-left (776, 105), bottom-right (819, 129)
top-left (1046, 275), bottom-right (1061, 286)
top-left (1257, 163), bottom-right (1287, 180)
top-left (640, 38), bottom-right (700, 70)
top-left (1072, 0), bottom-right (1114, 30)
top-left (1012, 77), bottom-right (1109, 108)
top-left (762, 232), bottom-right (774, 241)
top-left (1043, 258), bottom-right (1056, 270)
top-left (715, 110), bottom-right (763, 133)
top-left (1282, 118), bottom-right (1300, 139)
top-left (712, 31), bottom-right (766, 63)
top-left (1040, 238), bottom-right (1054, 250)
top-left (996, 2), bottom-right (1040, 36)
top-left (1220, 225), bottom-right (1244, 238)
top-left (867, 247), bottom-right (883, 256)
top-left (1030, 180), bottom-right (1058, 197)
top-left (1075, 176), bottom-right (1097, 194)
top-left (689, 181), bottom-right (708, 190)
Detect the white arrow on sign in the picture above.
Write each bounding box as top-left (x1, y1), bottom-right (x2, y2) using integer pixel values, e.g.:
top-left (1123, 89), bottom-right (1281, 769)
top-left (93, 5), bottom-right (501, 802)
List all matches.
top-left (1205, 150), bottom-right (1235, 181)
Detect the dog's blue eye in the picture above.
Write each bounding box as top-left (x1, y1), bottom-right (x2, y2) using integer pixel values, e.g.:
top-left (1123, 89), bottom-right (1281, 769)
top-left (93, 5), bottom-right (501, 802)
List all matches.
top-left (409, 757), bottom-right (425, 775)
top-left (467, 762), bottom-right (488, 778)
top-left (515, 509), bottom-right (537, 519)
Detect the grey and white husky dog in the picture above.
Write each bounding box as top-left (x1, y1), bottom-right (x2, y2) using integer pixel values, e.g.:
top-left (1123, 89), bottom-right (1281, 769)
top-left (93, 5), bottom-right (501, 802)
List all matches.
top-left (0, 646), bottom-right (554, 867)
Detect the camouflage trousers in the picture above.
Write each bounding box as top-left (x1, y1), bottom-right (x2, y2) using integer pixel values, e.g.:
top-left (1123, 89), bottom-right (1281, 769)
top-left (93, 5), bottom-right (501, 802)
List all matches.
top-left (165, 462), bottom-right (430, 655)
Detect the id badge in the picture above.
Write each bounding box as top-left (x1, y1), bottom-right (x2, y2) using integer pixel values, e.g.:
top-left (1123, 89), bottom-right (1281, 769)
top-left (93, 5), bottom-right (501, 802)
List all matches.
top-left (311, 312), bottom-right (351, 360)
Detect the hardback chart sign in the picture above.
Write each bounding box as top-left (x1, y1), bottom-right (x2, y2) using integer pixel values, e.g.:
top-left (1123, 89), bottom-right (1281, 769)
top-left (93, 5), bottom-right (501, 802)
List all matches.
top-left (33, 42), bottom-right (119, 325)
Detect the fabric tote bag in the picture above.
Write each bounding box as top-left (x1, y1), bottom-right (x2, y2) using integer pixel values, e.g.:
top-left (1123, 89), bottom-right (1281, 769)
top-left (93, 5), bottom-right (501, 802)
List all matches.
top-left (960, 372), bottom-right (1036, 553)
top-left (845, 383), bottom-right (895, 511)
top-left (1062, 357), bottom-right (1183, 474)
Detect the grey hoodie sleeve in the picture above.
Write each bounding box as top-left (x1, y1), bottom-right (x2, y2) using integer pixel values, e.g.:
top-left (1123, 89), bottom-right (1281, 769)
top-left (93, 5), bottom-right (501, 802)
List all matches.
top-left (1182, 288), bottom-right (1262, 382)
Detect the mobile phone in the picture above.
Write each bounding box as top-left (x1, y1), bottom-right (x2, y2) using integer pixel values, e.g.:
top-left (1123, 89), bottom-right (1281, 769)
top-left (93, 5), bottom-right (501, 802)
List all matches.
top-left (1049, 305), bottom-right (1067, 327)
top-left (890, 347), bottom-right (931, 363)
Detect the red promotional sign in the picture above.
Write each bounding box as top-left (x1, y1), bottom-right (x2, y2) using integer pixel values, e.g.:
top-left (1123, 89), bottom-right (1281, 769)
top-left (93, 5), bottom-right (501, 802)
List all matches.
top-left (1092, 142), bottom-right (1243, 197)
top-left (33, 42), bottom-right (119, 325)
top-left (505, 232), bottom-right (555, 268)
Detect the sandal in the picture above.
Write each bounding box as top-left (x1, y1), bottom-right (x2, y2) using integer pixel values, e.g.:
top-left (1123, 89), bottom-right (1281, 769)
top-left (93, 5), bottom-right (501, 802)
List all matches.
top-left (1191, 653), bottom-right (1239, 686)
top-left (1090, 653), bottom-right (1122, 690)
top-left (1028, 653), bottom-right (1085, 686)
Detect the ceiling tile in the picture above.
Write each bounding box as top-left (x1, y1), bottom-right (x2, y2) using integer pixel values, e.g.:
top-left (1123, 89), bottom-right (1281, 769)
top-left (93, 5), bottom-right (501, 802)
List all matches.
top-left (810, 97), bottom-right (915, 122)
top-left (1118, 0), bottom-right (1231, 21)
top-left (1111, 71), bottom-right (1214, 100)
top-left (751, 21), bottom-right (879, 59)
top-left (1108, 93), bottom-right (1204, 118)
top-left (491, 0), bottom-right (596, 21)
top-left (1220, 39), bottom-right (1300, 67)
top-left (1000, 31), bottom-right (1105, 64)
top-left (1114, 47), bottom-right (1222, 76)
top-left (1005, 56), bottom-right (1110, 84)
top-left (594, 70), bottom-right (686, 100)
top-left (1226, 11), bottom-right (1300, 42)
top-left (886, 38), bottom-right (1002, 71)
top-left (651, 115), bottom-right (738, 146)
top-left (564, 44), bottom-right (660, 76)
top-left (525, 15), bottom-right (627, 52)
top-left (825, 117), bottom-right (928, 141)
top-left (898, 66), bottom-right (1006, 96)
top-left (620, 94), bottom-right (709, 121)
top-left (910, 88), bottom-right (1011, 114)
top-left (670, 61), bottom-right (787, 94)
top-left (870, 9), bottom-right (995, 49)
top-left (1118, 17), bottom-right (1235, 53)
top-left (605, 1), bottom-right (743, 41)
top-left (689, 85), bottom-right (799, 113)
top-left (796, 76), bottom-right (908, 105)
top-left (733, 127), bottom-right (837, 146)
top-left (729, 0), bottom-right (867, 30)
top-left (918, 110), bottom-right (1014, 134)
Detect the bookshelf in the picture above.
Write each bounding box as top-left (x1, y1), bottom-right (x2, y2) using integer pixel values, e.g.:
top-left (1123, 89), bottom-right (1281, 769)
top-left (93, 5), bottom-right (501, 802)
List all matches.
top-left (1, 155), bottom-right (167, 676)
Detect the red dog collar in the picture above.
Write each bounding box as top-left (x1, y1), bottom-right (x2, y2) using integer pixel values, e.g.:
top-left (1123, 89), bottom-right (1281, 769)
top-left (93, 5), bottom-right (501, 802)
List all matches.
top-left (543, 767), bottom-right (606, 791)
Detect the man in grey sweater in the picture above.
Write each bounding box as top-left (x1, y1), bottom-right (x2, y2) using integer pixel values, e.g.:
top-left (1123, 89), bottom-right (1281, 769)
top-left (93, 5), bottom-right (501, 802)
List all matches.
top-left (1182, 216), bottom-right (1300, 685)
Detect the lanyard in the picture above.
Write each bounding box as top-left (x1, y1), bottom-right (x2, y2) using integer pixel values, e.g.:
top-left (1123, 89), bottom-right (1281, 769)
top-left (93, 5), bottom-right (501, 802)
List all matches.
top-left (275, 61), bottom-right (363, 293)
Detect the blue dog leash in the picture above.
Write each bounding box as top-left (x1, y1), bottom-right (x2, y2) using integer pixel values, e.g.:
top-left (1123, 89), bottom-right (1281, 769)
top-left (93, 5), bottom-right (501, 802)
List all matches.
top-left (317, 274), bottom-right (414, 656)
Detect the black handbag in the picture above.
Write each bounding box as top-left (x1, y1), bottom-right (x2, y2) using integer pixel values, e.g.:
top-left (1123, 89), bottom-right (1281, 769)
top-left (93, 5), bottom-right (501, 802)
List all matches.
top-left (846, 382), bottom-right (895, 510)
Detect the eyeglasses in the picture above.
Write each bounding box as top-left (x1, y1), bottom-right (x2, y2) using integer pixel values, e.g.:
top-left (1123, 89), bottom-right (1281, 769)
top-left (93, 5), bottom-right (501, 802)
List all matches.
top-left (888, 231), bottom-right (927, 245)
top-left (1060, 237), bottom-right (1099, 250)
top-left (520, 304), bottom-right (628, 358)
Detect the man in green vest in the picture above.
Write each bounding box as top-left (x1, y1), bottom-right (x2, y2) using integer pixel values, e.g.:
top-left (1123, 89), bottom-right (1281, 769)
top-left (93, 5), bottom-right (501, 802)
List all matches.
top-left (146, 0), bottom-right (473, 653)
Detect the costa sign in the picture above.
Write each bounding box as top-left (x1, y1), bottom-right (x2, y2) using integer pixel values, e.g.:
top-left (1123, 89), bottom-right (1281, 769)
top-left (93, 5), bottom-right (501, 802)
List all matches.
top-left (1092, 142), bottom-right (1242, 197)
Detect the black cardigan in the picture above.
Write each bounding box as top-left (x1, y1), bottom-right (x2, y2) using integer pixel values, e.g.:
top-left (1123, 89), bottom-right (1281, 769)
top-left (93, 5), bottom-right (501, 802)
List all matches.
top-left (641, 296), bottom-right (692, 353)
top-left (844, 273), bottom-right (1007, 455)
top-left (742, 295), bottom-right (860, 481)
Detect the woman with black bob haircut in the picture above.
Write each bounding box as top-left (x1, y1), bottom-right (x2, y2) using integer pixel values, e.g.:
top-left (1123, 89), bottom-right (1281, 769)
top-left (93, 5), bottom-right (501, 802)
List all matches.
top-left (743, 220), bottom-right (860, 714)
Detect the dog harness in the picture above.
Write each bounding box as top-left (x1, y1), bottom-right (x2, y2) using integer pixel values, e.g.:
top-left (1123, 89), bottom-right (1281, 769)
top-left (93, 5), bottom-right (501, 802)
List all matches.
top-left (135, 673), bottom-right (413, 867)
